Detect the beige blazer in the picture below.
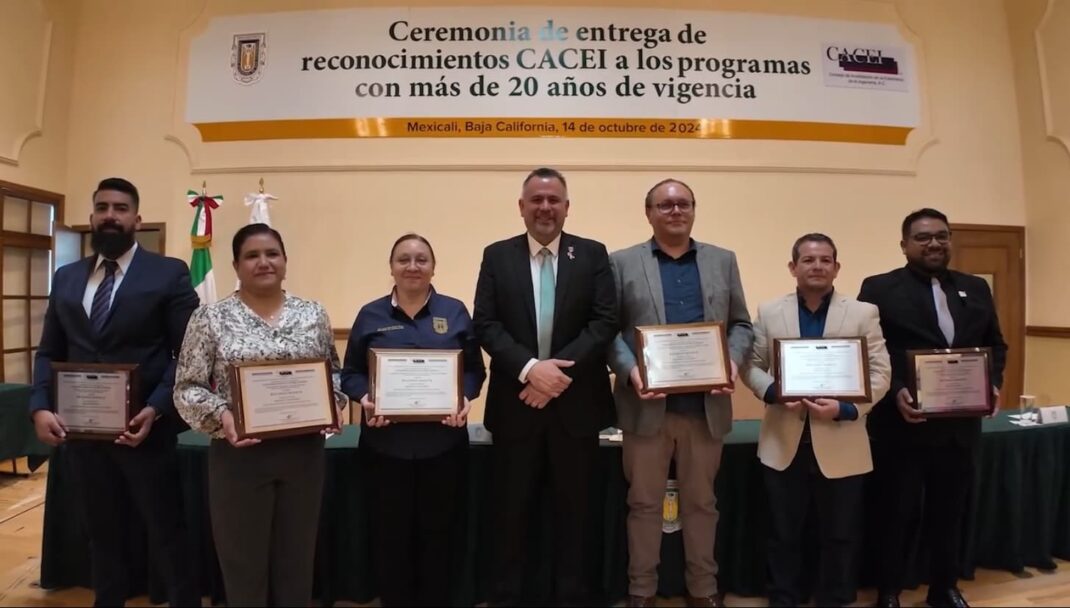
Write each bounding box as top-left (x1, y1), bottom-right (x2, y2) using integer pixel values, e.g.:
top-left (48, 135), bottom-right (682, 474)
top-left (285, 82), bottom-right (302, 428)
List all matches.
top-left (743, 291), bottom-right (891, 479)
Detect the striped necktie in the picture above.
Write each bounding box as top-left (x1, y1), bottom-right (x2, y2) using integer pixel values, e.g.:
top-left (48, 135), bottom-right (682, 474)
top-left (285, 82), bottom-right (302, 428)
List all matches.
top-left (90, 260), bottom-right (119, 334)
top-left (537, 247), bottom-right (555, 360)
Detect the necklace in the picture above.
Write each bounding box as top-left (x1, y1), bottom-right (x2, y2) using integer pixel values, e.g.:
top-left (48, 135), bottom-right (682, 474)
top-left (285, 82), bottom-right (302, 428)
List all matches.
top-left (239, 293), bottom-right (283, 324)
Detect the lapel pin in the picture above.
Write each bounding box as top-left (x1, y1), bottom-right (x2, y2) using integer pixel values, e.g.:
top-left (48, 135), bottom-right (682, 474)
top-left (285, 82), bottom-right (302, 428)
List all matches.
top-left (566, 246), bottom-right (575, 260)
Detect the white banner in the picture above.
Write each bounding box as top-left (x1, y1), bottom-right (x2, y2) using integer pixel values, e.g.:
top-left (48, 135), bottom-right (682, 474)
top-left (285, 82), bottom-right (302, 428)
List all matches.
top-left (186, 7), bottom-right (920, 143)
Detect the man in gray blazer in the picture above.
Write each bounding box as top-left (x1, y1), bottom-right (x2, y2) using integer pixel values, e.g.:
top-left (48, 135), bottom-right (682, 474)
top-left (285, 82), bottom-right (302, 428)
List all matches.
top-left (608, 179), bottom-right (754, 608)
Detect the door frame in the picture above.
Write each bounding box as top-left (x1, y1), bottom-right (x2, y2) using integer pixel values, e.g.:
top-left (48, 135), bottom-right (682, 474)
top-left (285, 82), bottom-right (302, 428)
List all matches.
top-left (950, 222), bottom-right (1025, 405)
top-left (70, 222), bottom-right (167, 256)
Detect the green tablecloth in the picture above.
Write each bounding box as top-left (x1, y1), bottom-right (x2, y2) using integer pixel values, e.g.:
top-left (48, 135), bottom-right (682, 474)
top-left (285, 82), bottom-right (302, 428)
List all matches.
top-left (0, 383), bottom-right (49, 467)
top-left (39, 413), bottom-right (1070, 605)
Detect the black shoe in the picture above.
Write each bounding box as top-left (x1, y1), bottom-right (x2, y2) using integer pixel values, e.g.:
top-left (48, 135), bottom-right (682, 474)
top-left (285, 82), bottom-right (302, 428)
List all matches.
top-left (927, 587), bottom-right (969, 608)
top-left (875, 592), bottom-right (900, 607)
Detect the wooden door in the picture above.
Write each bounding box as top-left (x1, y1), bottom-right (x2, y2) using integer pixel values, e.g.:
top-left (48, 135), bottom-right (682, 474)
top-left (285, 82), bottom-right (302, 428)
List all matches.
top-left (948, 224), bottom-right (1025, 409)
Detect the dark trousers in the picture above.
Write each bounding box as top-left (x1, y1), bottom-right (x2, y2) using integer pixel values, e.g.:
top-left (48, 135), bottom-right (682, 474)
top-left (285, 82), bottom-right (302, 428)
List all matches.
top-left (763, 442), bottom-right (864, 607)
top-left (207, 435), bottom-right (325, 607)
top-left (365, 443), bottom-right (468, 607)
top-left (66, 440), bottom-right (199, 607)
top-left (871, 438), bottom-right (975, 595)
top-left (490, 418), bottom-right (599, 605)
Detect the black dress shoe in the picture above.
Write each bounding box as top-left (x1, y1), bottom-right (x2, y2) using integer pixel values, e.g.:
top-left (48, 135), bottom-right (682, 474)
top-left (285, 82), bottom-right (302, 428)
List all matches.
top-left (927, 587), bottom-right (970, 608)
top-left (875, 592), bottom-right (900, 607)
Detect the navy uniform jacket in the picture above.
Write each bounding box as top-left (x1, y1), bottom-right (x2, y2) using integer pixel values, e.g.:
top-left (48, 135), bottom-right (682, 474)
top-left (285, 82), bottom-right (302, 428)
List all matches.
top-left (341, 289), bottom-right (486, 459)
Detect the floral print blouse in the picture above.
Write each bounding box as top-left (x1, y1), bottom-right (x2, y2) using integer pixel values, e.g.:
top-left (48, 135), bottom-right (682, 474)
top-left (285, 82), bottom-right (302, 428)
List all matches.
top-left (174, 293), bottom-right (347, 438)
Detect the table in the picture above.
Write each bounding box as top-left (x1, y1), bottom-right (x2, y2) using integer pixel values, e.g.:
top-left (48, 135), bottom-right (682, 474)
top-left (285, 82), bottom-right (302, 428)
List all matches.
top-left (38, 414), bottom-right (1070, 605)
top-left (0, 383), bottom-right (50, 471)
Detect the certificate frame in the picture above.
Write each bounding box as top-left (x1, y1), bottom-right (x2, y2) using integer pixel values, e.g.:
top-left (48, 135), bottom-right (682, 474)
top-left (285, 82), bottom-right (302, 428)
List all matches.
top-left (228, 358), bottom-right (338, 440)
top-left (370, 348), bottom-right (462, 419)
top-left (771, 337), bottom-right (872, 403)
top-left (369, 348), bottom-right (463, 422)
top-left (51, 362), bottom-right (139, 440)
top-left (634, 322), bottom-right (732, 394)
top-left (907, 347), bottom-right (994, 418)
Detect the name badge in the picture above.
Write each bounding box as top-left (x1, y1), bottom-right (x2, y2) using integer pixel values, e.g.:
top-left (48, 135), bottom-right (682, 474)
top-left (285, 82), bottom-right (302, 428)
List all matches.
top-left (377, 324), bottom-right (404, 332)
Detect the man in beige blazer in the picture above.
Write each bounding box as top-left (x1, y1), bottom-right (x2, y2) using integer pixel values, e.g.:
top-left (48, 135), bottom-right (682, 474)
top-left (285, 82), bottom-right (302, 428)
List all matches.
top-left (743, 233), bottom-right (890, 607)
top-left (609, 179), bottom-right (754, 608)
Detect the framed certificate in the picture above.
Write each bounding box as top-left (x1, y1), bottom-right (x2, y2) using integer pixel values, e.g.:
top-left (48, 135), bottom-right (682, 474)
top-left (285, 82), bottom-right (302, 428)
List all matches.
top-left (51, 363), bottom-right (139, 440)
top-left (634, 322), bottom-right (732, 394)
top-left (369, 348), bottom-right (463, 422)
top-left (228, 358), bottom-right (338, 440)
top-left (907, 347), bottom-right (994, 418)
top-left (772, 337), bottom-right (872, 403)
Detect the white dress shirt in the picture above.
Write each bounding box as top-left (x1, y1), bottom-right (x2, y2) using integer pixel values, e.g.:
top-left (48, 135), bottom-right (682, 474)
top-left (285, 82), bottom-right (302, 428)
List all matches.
top-left (82, 242), bottom-right (138, 317)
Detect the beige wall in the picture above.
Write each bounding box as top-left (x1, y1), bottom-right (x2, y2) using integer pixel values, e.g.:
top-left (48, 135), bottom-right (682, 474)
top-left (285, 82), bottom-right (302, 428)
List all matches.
top-left (8, 0), bottom-right (1063, 416)
top-left (1006, 0), bottom-right (1070, 405)
top-left (0, 0), bottom-right (78, 194)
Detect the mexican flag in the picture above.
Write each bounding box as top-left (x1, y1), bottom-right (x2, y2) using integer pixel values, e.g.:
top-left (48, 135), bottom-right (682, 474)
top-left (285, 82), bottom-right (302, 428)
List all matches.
top-left (187, 190), bottom-right (223, 305)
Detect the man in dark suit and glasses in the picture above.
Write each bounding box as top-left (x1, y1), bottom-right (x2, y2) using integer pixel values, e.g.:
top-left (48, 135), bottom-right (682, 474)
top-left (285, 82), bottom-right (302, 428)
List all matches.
top-left (473, 167), bottom-right (618, 606)
top-left (858, 208), bottom-right (1007, 608)
top-left (30, 177), bottom-right (201, 607)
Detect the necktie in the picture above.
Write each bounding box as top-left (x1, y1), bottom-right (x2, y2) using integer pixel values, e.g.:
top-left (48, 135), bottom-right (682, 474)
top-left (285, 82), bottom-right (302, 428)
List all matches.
top-left (932, 277), bottom-right (955, 346)
top-left (90, 260), bottom-right (119, 334)
top-left (537, 247), bottom-right (555, 360)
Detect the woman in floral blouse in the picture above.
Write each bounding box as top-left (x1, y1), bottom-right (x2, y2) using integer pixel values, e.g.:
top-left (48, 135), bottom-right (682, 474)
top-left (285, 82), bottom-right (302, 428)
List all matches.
top-left (174, 223), bottom-right (345, 607)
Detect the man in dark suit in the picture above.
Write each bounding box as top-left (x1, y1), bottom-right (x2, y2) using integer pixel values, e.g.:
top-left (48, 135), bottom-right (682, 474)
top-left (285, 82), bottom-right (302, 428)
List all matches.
top-left (858, 208), bottom-right (1007, 608)
top-left (30, 177), bottom-right (201, 607)
top-left (473, 167), bottom-right (617, 605)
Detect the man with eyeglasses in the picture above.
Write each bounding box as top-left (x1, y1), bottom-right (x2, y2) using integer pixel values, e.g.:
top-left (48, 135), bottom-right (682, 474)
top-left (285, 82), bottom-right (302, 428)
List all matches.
top-left (607, 178), bottom-right (753, 608)
top-left (858, 208), bottom-right (1007, 608)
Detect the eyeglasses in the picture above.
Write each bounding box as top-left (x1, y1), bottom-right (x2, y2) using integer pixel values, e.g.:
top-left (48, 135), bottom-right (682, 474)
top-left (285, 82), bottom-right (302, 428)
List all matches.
top-left (910, 231), bottom-right (951, 245)
top-left (650, 201), bottom-right (694, 215)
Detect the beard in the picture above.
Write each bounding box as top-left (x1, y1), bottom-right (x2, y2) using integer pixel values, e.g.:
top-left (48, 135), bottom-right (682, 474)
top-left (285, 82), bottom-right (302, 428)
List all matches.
top-left (908, 248), bottom-right (951, 275)
top-left (921, 248), bottom-right (950, 271)
top-left (91, 225), bottom-right (136, 259)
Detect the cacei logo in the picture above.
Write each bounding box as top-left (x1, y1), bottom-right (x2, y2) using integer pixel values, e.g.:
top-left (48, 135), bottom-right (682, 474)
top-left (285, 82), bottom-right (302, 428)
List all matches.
top-left (822, 43), bottom-right (908, 92)
top-left (826, 46), bottom-right (899, 75)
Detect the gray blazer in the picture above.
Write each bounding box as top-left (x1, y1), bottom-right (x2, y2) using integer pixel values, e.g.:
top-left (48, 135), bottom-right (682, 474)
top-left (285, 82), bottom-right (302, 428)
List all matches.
top-left (608, 240), bottom-right (754, 439)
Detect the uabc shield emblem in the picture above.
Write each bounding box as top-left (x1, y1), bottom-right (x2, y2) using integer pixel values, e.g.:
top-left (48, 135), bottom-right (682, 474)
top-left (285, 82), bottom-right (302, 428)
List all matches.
top-left (231, 33), bottom-right (266, 84)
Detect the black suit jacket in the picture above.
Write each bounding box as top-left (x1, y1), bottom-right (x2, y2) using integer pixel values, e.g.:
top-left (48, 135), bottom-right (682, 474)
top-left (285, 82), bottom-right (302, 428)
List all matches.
top-left (858, 265), bottom-right (1007, 446)
top-left (30, 247), bottom-right (199, 447)
top-left (473, 232), bottom-right (618, 441)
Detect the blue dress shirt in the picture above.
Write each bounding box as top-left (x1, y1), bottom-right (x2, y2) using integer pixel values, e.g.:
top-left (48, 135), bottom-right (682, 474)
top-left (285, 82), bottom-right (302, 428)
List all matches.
top-left (762, 291), bottom-right (858, 438)
top-left (652, 239), bottom-right (706, 416)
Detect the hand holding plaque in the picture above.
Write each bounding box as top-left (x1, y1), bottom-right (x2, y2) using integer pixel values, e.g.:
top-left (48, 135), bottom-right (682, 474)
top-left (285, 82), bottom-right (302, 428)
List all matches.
top-left (51, 363), bottom-right (139, 440)
top-left (228, 358), bottom-right (338, 440)
top-left (906, 347), bottom-right (994, 418)
top-left (772, 337), bottom-right (872, 403)
top-left (369, 348), bottom-right (463, 422)
top-left (634, 322), bottom-right (732, 394)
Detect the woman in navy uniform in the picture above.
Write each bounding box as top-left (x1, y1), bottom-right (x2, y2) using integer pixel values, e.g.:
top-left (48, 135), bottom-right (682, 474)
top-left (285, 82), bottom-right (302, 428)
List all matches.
top-left (341, 233), bottom-right (486, 607)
